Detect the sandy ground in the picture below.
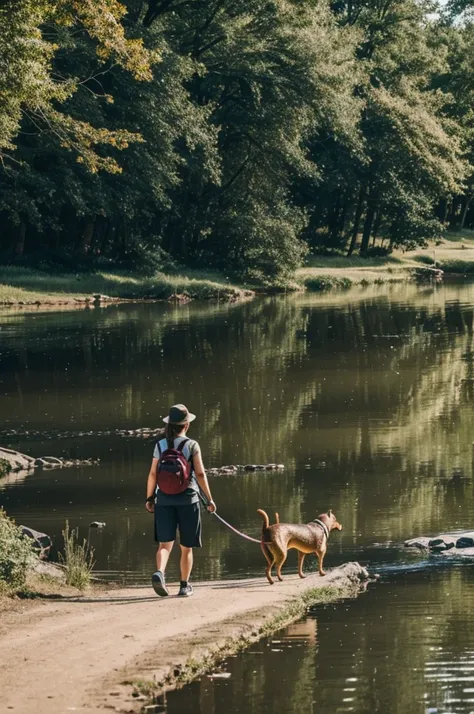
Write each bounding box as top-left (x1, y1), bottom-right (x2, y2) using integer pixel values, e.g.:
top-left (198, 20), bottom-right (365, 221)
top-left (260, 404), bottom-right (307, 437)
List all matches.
top-left (0, 562), bottom-right (367, 714)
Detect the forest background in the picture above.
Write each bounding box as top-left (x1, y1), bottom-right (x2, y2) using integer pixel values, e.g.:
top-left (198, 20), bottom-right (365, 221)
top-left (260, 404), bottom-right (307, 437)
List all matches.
top-left (0, 0), bottom-right (473, 285)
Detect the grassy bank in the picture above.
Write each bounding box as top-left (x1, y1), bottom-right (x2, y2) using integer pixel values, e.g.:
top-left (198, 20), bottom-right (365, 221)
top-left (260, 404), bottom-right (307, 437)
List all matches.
top-left (297, 232), bottom-right (474, 291)
top-left (3, 232), bottom-right (474, 307)
top-left (0, 265), bottom-right (253, 306)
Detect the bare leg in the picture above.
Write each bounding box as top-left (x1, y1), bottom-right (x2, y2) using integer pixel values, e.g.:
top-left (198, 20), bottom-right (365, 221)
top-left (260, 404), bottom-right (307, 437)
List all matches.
top-left (261, 542), bottom-right (275, 585)
top-left (156, 541), bottom-right (174, 572)
top-left (180, 545), bottom-right (193, 582)
top-left (297, 551), bottom-right (306, 579)
top-left (316, 549), bottom-right (326, 576)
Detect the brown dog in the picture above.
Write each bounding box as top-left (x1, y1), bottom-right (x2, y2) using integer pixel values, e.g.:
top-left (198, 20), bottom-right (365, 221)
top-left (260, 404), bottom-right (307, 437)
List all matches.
top-left (257, 508), bottom-right (343, 584)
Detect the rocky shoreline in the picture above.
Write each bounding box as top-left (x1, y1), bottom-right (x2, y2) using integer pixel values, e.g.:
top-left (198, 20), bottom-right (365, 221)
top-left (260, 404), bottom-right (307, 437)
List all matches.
top-left (0, 446), bottom-right (99, 478)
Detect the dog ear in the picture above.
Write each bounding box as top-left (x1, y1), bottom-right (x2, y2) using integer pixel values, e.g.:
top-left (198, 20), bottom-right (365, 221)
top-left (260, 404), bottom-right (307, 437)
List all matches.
top-left (327, 509), bottom-right (332, 516)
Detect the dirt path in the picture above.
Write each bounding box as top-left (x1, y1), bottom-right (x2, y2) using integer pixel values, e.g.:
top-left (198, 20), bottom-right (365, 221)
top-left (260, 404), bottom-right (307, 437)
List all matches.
top-left (0, 562), bottom-right (367, 714)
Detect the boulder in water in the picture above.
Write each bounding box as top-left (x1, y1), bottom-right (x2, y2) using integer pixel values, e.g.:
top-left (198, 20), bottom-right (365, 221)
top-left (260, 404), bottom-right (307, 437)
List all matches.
top-left (429, 535), bottom-right (457, 551)
top-left (404, 537), bottom-right (432, 550)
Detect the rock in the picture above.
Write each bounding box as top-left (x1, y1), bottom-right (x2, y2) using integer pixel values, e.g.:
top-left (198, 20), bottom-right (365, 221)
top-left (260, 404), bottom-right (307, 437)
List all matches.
top-left (429, 536), bottom-right (457, 551)
top-left (31, 559), bottom-right (66, 580)
top-left (456, 535), bottom-right (474, 548)
top-left (21, 526), bottom-right (52, 559)
top-left (0, 447), bottom-right (35, 474)
top-left (89, 521), bottom-right (106, 529)
top-left (404, 537), bottom-right (432, 550)
top-left (244, 465), bottom-right (257, 471)
top-left (167, 293), bottom-right (191, 304)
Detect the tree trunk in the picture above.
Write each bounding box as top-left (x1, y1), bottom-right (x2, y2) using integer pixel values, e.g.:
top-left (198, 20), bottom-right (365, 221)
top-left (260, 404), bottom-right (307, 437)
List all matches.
top-left (78, 218), bottom-right (96, 255)
top-left (448, 198), bottom-right (459, 230)
top-left (346, 187), bottom-right (366, 256)
top-left (371, 212), bottom-right (382, 246)
top-left (360, 192), bottom-right (377, 254)
top-left (337, 196), bottom-right (349, 237)
top-left (329, 189), bottom-right (341, 245)
top-left (15, 223), bottom-right (26, 256)
top-left (460, 196), bottom-right (473, 231)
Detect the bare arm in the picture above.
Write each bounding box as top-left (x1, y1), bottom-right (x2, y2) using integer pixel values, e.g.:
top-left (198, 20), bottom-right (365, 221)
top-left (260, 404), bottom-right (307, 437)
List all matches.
top-left (193, 448), bottom-right (216, 512)
top-left (145, 457), bottom-right (159, 512)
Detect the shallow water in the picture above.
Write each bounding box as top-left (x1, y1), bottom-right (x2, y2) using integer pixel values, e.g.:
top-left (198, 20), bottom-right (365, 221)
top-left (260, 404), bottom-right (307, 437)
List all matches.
top-left (165, 565), bottom-right (474, 714)
top-left (1, 281), bottom-right (474, 585)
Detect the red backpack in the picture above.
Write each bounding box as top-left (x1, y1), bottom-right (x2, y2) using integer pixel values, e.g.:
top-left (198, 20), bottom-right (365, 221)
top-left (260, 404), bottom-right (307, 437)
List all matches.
top-left (156, 438), bottom-right (192, 495)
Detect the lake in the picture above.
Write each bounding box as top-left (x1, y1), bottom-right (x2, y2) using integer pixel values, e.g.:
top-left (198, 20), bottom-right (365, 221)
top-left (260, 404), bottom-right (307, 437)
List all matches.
top-left (2, 281), bottom-right (474, 712)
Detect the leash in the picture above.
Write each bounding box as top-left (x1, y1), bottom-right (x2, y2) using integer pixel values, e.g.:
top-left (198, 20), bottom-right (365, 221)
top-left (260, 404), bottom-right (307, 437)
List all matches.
top-left (199, 492), bottom-right (261, 545)
top-left (212, 511), bottom-right (262, 544)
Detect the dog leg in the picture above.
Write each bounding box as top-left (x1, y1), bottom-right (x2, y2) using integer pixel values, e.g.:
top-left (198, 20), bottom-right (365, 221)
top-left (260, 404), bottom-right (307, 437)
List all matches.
top-left (316, 549), bottom-right (326, 576)
top-left (297, 551), bottom-right (306, 579)
top-left (274, 546), bottom-right (287, 582)
top-left (261, 542), bottom-right (275, 585)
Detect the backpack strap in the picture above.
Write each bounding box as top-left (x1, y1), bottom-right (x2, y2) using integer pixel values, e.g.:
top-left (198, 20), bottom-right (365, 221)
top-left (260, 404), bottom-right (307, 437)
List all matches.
top-left (176, 438), bottom-right (189, 454)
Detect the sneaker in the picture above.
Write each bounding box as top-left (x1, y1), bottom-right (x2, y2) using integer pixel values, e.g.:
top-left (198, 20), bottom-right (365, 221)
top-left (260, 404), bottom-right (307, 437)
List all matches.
top-left (177, 583), bottom-right (194, 597)
top-left (151, 570), bottom-right (169, 597)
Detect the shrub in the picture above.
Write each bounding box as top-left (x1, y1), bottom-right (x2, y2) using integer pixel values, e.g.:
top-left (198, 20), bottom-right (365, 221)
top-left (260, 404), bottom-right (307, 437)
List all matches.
top-left (437, 259), bottom-right (474, 274)
top-left (362, 246), bottom-right (392, 258)
top-left (59, 522), bottom-right (95, 590)
top-left (0, 459), bottom-right (11, 478)
top-left (414, 254), bottom-right (436, 265)
top-left (0, 509), bottom-right (35, 591)
top-left (303, 275), bottom-right (353, 291)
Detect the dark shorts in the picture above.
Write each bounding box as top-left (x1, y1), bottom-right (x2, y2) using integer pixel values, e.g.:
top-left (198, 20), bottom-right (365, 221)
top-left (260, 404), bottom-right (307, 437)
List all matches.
top-left (154, 503), bottom-right (202, 548)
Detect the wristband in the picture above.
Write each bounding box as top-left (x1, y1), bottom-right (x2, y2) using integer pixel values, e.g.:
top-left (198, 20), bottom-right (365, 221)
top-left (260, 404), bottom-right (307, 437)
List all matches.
top-left (146, 496), bottom-right (155, 503)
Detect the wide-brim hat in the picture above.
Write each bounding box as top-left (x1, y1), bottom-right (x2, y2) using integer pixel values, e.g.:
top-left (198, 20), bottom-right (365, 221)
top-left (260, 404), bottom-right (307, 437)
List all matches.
top-left (163, 404), bottom-right (196, 425)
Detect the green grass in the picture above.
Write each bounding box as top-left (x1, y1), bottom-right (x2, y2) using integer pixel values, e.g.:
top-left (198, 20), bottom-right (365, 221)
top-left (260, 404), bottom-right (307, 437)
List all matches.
top-left (0, 266), bottom-right (253, 305)
top-left (443, 229), bottom-right (474, 244)
top-left (304, 254), bottom-right (402, 269)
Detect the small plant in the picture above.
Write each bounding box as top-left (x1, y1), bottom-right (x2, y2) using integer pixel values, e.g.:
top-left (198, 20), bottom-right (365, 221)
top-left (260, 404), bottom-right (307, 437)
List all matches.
top-left (0, 459), bottom-right (11, 478)
top-left (59, 521), bottom-right (95, 590)
top-left (0, 509), bottom-right (35, 592)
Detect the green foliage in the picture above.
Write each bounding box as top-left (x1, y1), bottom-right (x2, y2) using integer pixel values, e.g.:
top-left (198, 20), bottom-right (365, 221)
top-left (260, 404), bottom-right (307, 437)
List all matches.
top-left (0, 459), bottom-right (11, 478)
top-left (413, 254), bottom-right (436, 265)
top-left (0, 509), bottom-right (35, 592)
top-left (59, 521), bottom-right (95, 590)
top-left (437, 258), bottom-right (474, 274)
top-left (0, 0), bottom-right (473, 278)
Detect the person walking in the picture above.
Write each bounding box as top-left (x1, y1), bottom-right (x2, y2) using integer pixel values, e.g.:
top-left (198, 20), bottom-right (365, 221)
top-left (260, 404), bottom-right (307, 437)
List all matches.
top-left (145, 404), bottom-right (216, 597)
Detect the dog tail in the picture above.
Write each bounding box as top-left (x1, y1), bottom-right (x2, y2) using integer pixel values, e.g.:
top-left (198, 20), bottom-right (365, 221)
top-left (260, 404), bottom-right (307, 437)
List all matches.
top-left (275, 512), bottom-right (280, 524)
top-left (257, 508), bottom-right (270, 530)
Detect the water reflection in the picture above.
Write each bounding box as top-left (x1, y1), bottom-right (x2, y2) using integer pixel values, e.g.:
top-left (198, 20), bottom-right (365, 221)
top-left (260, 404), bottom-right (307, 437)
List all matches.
top-left (1, 282), bottom-right (474, 580)
top-left (165, 567), bottom-right (474, 714)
